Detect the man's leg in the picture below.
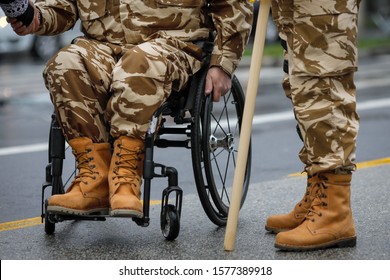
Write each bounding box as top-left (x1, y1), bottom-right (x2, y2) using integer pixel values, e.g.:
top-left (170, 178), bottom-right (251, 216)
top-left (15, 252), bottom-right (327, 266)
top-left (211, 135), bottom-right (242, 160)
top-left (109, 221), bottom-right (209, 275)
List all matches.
top-left (274, 0), bottom-right (360, 250)
top-left (43, 37), bottom-right (116, 143)
top-left (265, 0), bottom-right (317, 233)
top-left (43, 38), bottom-right (116, 214)
top-left (106, 38), bottom-right (202, 217)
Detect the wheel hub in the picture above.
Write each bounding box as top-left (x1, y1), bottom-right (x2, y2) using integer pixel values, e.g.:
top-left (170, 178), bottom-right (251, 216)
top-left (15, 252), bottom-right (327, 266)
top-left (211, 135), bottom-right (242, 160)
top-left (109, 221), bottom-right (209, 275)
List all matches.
top-left (209, 133), bottom-right (234, 152)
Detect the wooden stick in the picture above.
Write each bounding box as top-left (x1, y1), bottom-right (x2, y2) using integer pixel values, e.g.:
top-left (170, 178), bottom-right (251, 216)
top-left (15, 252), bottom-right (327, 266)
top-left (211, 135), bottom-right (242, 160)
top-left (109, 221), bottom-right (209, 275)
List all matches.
top-left (224, 0), bottom-right (271, 252)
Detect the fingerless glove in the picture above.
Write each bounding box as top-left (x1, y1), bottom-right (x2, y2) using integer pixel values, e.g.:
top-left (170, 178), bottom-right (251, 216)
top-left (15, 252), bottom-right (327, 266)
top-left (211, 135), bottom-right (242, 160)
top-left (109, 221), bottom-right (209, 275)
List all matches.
top-left (0, 0), bottom-right (34, 26)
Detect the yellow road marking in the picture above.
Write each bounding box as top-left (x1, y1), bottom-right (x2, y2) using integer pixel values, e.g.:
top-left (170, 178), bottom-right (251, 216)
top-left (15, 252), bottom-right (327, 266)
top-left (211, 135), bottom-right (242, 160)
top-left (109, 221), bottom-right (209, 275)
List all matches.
top-left (355, 157), bottom-right (390, 169)
top-left (288, 157), bottom-right (390, 177)
top-left (0, 217), bottom-right (43, 231)
top-left (0, 200), bottom-right (161, 232)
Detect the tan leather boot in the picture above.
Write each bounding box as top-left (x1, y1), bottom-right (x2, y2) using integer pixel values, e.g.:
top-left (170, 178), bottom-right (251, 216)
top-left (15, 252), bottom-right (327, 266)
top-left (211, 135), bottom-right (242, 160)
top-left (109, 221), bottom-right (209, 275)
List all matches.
top-left (47, 137), bottom-right (111, 215)
top-left (109, 136), bottom-right (144, 218)
top-left (265, 174), bottom-right (318, 233)
top-left (275, 172), bottom-right (357, 251)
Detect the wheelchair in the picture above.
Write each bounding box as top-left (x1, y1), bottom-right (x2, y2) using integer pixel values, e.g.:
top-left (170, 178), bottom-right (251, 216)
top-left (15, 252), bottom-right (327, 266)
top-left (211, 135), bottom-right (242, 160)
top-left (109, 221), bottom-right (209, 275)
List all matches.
top-left (41, 41), bottom-right (252, 241)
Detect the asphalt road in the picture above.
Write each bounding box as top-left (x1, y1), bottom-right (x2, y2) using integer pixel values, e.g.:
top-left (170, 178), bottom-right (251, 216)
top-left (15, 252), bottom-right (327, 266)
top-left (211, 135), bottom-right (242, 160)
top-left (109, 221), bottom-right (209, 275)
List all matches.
top-left (0, 51), bottom-right (389, 261)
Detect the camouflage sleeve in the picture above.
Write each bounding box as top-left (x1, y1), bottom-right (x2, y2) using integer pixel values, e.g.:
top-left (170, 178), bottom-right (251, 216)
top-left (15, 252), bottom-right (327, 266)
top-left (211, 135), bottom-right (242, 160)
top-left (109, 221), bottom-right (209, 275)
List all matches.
top-left (208, 0), bottom-right (253, 76)
top-left (34, 0), bottom-right (78, 36)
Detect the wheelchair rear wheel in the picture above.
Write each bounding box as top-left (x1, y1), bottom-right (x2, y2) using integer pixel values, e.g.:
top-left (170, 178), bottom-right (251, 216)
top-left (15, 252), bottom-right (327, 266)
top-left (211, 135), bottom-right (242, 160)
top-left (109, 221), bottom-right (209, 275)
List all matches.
top-left (191, 75), bottom-right (251, 226)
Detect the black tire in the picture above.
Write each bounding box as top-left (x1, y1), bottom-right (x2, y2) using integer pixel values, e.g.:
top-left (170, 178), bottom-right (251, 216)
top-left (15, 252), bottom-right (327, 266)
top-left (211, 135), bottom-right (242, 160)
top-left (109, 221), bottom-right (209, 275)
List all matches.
top-left (191, 75), bottom-right (251, 226)
top-left (160, 204), bottom-right (180, 241)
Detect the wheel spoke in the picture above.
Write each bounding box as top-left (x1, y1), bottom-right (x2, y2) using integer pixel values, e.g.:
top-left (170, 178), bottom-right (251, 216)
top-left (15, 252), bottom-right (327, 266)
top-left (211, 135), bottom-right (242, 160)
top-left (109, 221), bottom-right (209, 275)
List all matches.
top-left (191, 74), bottom-right (250, 226)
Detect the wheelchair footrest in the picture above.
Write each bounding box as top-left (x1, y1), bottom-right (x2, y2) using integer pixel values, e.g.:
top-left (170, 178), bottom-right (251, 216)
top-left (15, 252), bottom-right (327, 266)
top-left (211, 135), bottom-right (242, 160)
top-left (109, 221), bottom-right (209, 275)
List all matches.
top-left (46, 212), bottom-right (107, 223)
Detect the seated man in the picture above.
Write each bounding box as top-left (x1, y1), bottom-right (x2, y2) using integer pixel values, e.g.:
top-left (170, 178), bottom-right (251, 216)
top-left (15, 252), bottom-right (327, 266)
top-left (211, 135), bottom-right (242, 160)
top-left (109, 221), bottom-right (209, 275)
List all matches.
top-left (8, 0), bottom-right (253, 217)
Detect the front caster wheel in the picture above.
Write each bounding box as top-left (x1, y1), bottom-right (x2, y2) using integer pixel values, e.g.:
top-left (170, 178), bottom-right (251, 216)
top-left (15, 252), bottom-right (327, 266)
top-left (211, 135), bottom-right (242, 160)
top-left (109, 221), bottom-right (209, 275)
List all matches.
top-left (161, 204), bottom-right (180, 241)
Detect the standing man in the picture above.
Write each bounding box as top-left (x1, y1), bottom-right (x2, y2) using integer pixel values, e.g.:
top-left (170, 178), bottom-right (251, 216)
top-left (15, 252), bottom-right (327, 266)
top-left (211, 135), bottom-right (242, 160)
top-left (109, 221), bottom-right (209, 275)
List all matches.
top-left (7, 0), bottom-right (253, 218)
top-left (265, 0), bottom-right (361, 251)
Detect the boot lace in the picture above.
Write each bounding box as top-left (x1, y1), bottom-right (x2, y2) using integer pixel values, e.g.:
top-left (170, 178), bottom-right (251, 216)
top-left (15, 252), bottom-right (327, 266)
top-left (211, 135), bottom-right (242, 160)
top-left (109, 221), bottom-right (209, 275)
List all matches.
top-left (68, 148), bottom-right (97, 191)
top-left (112, 144), bottom-right (142, 188)
top-left (298, 183), bottom-right (313, 208)
top-left (298, 174), bottom-right (317, 209)
top-left (305, 174), bottom-right (329, 222)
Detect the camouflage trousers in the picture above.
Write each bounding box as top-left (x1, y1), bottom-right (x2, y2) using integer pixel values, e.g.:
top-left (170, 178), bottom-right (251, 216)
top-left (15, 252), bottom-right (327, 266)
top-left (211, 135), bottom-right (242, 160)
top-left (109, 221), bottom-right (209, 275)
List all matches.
top-left (271, 0), bottom-right (360, 175)
top-left (43, 37), bottom-right (202, 142)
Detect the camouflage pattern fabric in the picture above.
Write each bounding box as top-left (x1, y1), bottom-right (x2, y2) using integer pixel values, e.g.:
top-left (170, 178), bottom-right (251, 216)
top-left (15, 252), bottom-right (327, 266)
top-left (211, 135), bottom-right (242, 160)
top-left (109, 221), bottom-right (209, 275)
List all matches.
top-left (271, 0), bottom-right (360, 175)
top-left (37, 0), bottom-right (253, 142)
top-left (43, 37), bottom-right (204, 142)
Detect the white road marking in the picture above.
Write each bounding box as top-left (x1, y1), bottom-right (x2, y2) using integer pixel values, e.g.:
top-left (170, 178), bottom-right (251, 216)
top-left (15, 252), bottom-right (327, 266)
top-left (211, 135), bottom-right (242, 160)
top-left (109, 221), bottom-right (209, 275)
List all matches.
top-left (1, 97), bottom-right (390, 157)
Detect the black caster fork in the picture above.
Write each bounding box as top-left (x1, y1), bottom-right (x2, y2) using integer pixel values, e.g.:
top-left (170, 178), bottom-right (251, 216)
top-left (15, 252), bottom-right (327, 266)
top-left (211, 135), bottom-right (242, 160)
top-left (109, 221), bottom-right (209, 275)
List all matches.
top-left (160, 166), bottom-right (182, 241)
top-left (134, 124), bottom-right (183, 240)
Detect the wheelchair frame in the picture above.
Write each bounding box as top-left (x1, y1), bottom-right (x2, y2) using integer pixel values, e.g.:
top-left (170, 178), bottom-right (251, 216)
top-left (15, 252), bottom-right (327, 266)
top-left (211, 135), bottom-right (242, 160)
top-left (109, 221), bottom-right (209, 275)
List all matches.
top-left (41, 42), bottom-right (252, 241)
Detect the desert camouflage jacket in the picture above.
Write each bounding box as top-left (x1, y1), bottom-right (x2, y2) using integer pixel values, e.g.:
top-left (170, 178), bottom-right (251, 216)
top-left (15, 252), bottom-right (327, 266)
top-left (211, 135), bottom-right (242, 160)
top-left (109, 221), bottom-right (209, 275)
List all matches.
top-left (35, 0), bottom-right (253, 76)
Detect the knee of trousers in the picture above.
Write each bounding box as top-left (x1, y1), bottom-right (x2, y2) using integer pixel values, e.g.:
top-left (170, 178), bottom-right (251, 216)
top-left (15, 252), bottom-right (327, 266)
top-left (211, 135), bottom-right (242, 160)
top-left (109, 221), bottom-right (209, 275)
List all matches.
top-left (108, 71), bottom-right (171, 136)
top-left (43, 47), bottom-right (88, 101)
top-left (43, 45), bottom-right (84, 80)
top-left (109, 48), bottom-right (171, 111)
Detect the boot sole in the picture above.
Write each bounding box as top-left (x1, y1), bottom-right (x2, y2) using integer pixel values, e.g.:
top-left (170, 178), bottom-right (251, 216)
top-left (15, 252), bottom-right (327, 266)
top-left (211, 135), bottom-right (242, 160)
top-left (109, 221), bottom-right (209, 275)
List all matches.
top-left (110, 209), bottom-right (143, 218)
top-left (47, 206), bottom-right (109, 216)
top-left (275, 236), bottom-right (357, 251)
top-left (265, 225), bottom-right (293, 234)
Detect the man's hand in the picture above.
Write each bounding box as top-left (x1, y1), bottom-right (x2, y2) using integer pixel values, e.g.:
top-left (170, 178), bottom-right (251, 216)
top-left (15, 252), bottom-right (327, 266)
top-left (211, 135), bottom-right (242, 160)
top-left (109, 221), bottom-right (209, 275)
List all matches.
top-left (205, 66), bottom-right (232, 102)
top-left (7, 1), bottom-right (40, 36)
